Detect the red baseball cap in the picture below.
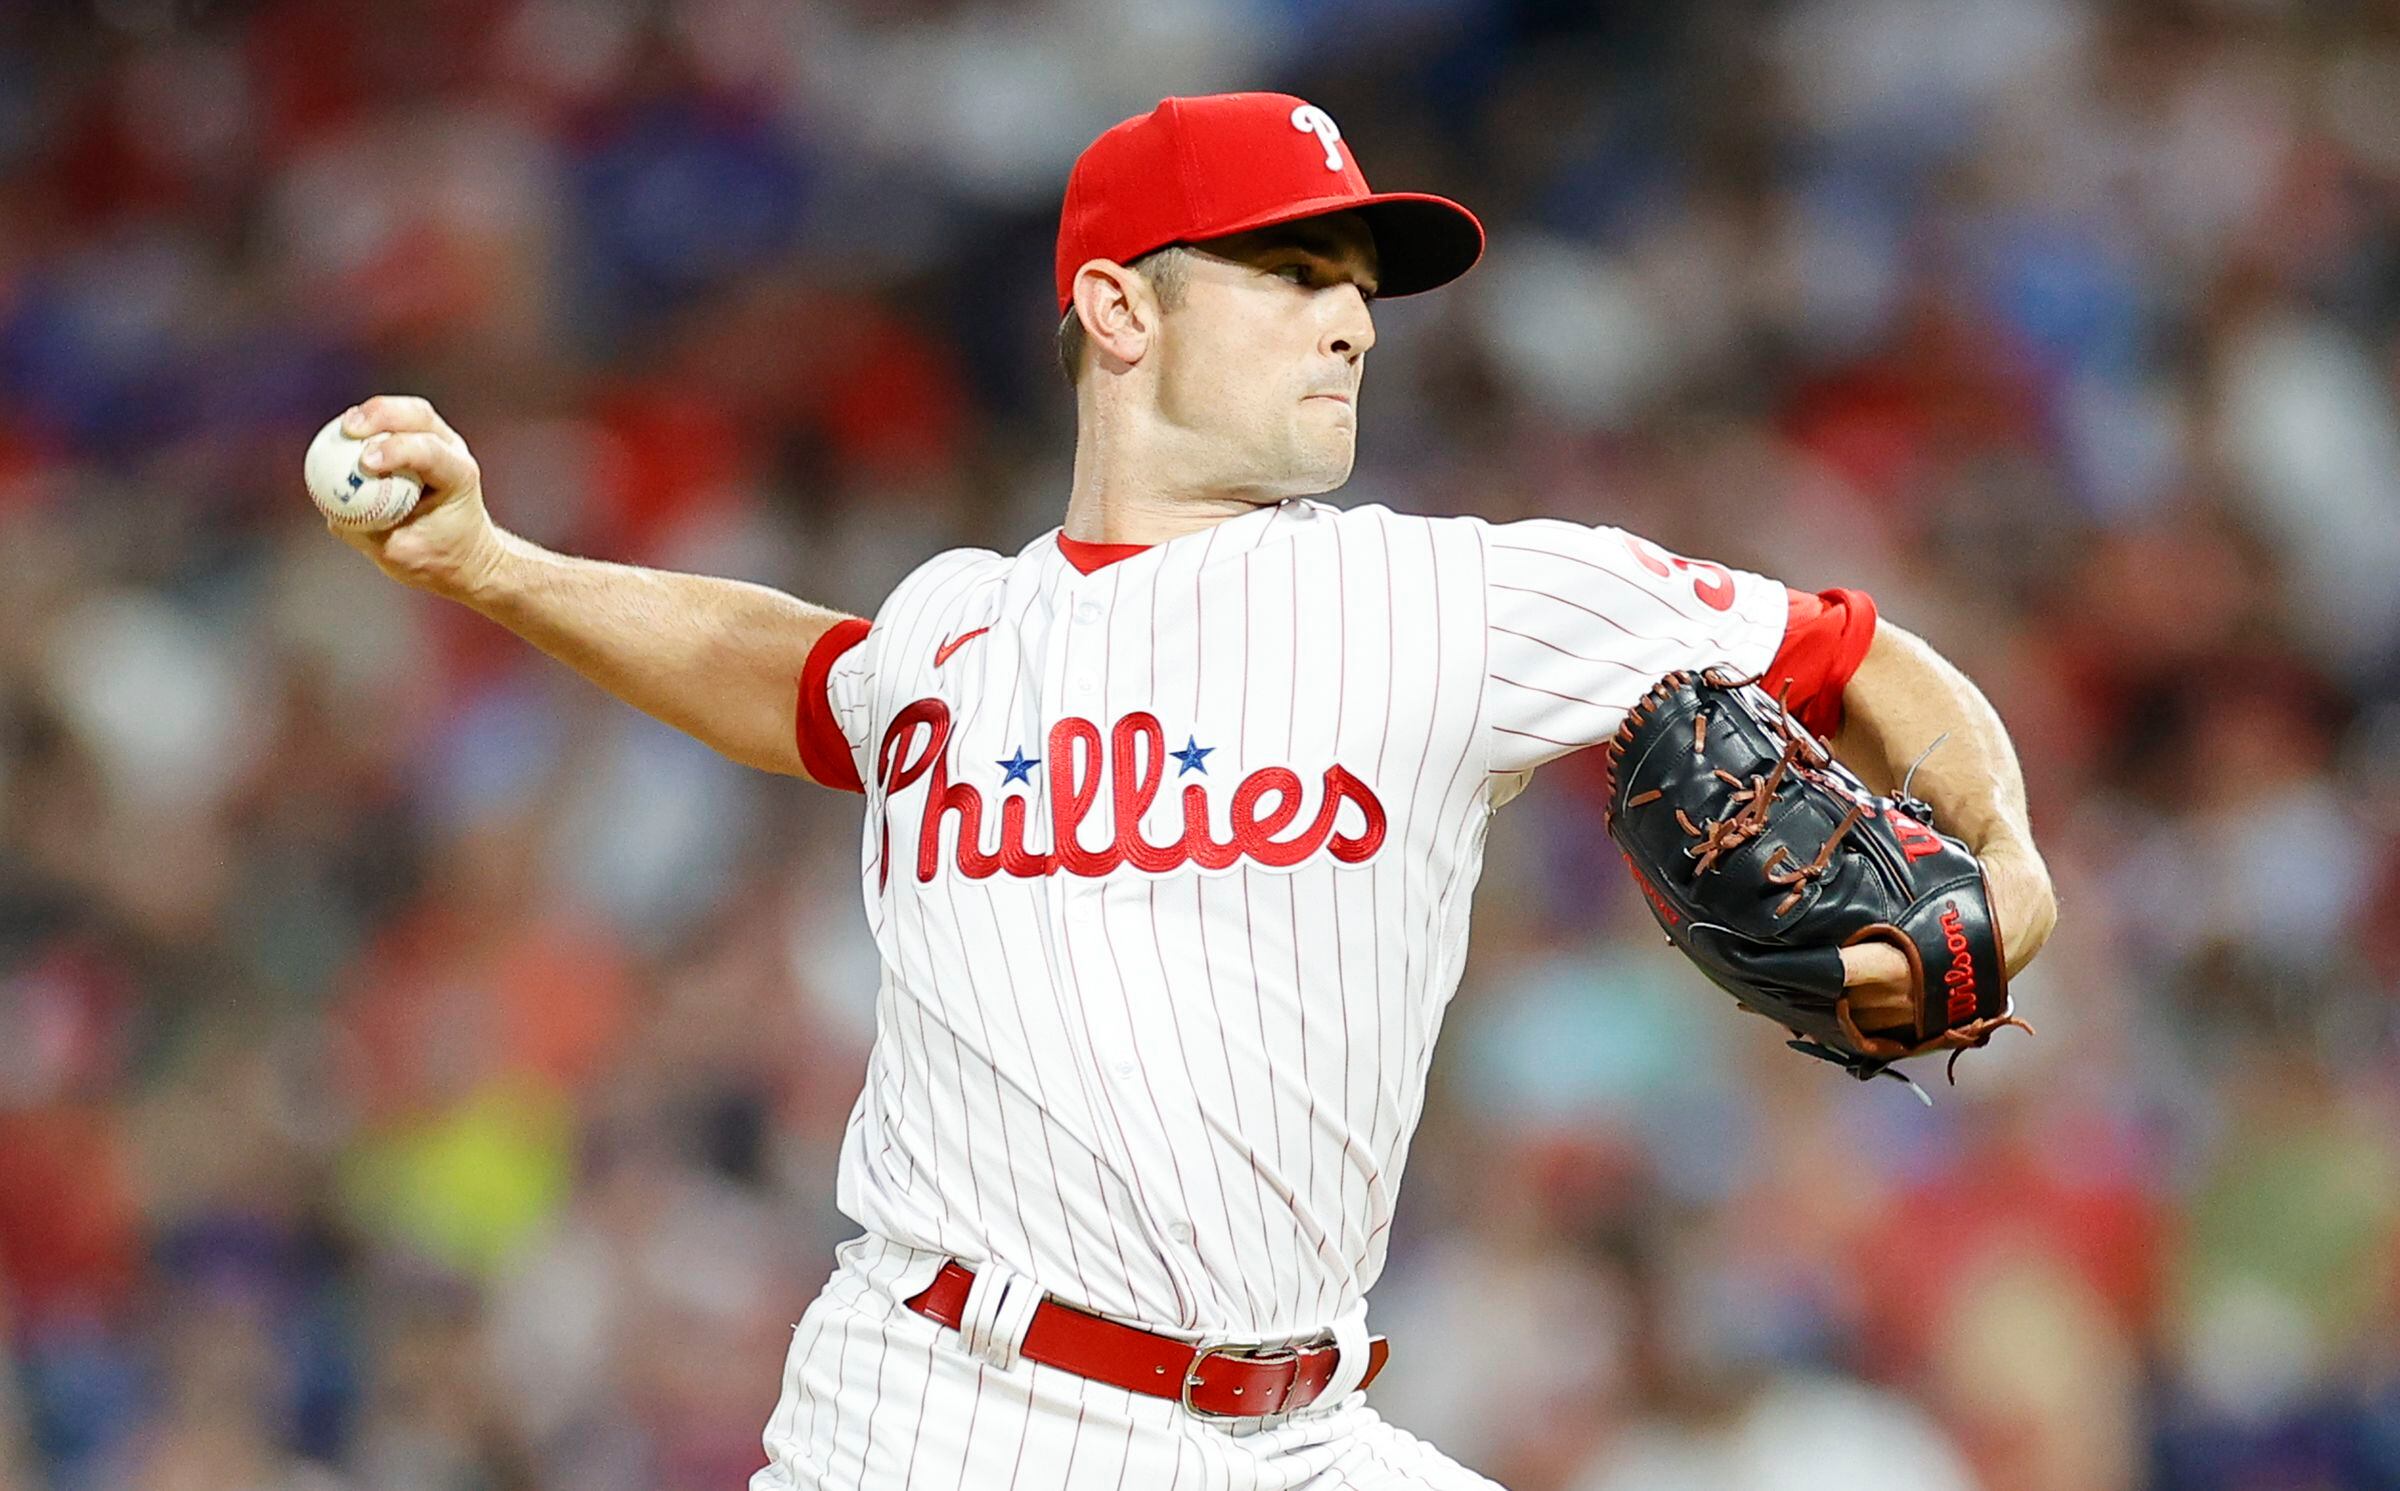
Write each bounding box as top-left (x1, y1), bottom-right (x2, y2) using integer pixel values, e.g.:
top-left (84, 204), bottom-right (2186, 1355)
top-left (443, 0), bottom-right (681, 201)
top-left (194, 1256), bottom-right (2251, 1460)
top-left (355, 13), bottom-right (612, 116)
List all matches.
top-left (1055, 92), bottom-right (1485, 314)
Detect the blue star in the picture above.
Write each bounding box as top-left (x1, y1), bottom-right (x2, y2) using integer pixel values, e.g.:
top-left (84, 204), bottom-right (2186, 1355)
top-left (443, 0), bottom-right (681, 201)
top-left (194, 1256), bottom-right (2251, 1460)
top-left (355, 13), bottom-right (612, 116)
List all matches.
top-left (1171, 736), bottom-right (1214, 776)
top-left (997, 748), bottom-right (1039, 786)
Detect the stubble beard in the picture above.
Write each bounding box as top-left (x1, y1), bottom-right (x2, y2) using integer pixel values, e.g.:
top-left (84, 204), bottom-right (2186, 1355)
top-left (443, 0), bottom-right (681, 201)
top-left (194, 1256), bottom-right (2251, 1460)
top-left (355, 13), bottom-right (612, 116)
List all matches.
top-left (1288, 418), bottom-right (1357, 496)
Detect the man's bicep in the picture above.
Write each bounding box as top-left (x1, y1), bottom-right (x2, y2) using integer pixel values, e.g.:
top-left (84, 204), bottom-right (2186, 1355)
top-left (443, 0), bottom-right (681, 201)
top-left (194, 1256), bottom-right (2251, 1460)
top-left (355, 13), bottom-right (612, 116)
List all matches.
top-left (1479, 518), bottom-right (1786, 775)
top-left (790, 611), bottom-right (876, 791)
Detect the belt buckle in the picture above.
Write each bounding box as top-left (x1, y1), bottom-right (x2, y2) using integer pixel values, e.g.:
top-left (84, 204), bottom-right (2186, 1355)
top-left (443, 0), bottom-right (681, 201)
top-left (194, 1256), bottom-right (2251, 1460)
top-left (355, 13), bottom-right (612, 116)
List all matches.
top-left (1179, 1341), bottom-right (1301, 1419)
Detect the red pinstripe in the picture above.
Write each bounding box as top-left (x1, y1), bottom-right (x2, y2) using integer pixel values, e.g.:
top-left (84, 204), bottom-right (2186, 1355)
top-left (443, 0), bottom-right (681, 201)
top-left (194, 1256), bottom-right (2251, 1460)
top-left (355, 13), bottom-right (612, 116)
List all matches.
top-left (1486, 623), bottom-right (1651, 670)
top-left (968, 871), bottom-right (1097, 1300)
top-left (1175, 529), bottom-right (1277, 1322)
top-left (1281, 545), bottom-right (1324, 1323)
top-left (1487, 581), bottom-right (1706, 650)
top-left (1485, 674), bottom-right (1618, 709)
top-left (998, 1367), bottom-right (1037, 1491)
top-left (1362, 517), bottom-right (1397, 1194)
top-left (847, 1290), bottom-right (901, 1489)
top-left (949, 1361), bottom-right (987, 1491)
top-left (1490, 723), bottom-right (1579, 748)
top-left (1086, 562), bottom-right (1210, 1325)
top-left (894, 1300), bottom-right (938, 1488)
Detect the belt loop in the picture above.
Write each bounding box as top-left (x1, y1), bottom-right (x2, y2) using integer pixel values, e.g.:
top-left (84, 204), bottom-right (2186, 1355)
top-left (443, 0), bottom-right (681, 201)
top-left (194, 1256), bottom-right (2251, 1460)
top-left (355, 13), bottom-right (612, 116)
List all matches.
top-left (1317, 1301), bottom-right (1372, 1405)
top-left (957, 1260), bottom-right (1041, 1372)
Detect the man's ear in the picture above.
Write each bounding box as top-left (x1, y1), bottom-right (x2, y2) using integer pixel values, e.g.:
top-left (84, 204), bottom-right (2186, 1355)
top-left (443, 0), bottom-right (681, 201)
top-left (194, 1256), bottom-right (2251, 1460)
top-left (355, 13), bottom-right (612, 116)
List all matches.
top-left (1071, 259), bottom-right (1156, 373)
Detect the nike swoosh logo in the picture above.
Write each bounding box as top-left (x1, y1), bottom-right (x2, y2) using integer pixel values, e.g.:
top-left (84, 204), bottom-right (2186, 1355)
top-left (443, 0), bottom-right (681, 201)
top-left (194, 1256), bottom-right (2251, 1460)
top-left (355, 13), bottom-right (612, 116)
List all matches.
top-left (934, 627), bottom-right (990, 667)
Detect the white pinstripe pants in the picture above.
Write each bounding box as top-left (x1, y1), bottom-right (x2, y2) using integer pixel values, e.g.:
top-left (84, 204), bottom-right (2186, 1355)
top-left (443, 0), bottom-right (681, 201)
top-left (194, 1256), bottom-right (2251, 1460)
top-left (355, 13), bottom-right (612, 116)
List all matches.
top-left (751, 1236), bottom-right (1505, 1491)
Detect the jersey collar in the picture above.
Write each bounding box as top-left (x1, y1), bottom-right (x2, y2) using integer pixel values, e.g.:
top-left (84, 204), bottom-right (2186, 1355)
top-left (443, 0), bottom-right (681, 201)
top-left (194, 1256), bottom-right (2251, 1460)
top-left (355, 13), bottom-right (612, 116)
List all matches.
top-left (1056, 534), bottom-right (1152, 574)
top-left (1044, 499), bottom-right (1319, 581)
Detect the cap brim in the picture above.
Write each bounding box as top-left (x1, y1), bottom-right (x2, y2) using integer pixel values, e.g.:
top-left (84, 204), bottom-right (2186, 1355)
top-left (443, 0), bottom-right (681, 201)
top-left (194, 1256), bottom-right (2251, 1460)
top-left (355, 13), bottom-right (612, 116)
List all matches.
top-left (1188, 191), bottom-right (1486, 301)
top-left (1349, 194), bottom-right (1487, 299)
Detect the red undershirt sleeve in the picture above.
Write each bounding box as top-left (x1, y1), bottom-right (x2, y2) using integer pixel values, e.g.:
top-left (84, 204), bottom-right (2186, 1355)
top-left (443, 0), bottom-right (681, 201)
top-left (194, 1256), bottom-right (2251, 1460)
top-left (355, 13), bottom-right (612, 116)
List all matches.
top-left (795, 617), bottom-right (872, 793)
top-left (1763, 587), bottom-right (1878, 738)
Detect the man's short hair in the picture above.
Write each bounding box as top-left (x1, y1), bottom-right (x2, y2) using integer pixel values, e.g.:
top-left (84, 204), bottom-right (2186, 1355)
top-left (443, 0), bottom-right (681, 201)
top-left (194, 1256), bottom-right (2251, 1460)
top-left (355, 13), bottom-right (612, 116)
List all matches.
top-left (1055, 246), bottom-right (1193, 387)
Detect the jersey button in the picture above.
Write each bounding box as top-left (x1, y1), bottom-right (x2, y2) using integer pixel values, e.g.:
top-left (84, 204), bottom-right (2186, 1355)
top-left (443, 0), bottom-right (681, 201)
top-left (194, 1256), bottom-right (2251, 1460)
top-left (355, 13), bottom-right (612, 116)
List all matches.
top-left (1112, 1060), bottom-right (1136, 1080)
top-left (1074, 673), bottom-right (1097, 694)
top-left (1168, 1221), bottom-right (1193, 1245)
top-left (1074, 601), bottom-right (1102, 624)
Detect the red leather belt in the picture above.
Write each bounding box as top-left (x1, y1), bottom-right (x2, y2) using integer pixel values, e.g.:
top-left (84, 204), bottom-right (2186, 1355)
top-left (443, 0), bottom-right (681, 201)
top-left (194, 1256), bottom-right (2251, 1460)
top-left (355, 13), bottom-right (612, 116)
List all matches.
top-left (904, 1261), bottom-right (1388, 1418)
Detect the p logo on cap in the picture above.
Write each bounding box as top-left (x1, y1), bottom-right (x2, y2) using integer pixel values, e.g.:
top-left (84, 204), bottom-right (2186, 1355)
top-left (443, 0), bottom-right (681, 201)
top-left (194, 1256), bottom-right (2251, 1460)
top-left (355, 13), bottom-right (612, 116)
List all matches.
top-left (1054, 92), bottom-right (1486, 314)
top-left (1290, 104), bottom-right (1344, 171)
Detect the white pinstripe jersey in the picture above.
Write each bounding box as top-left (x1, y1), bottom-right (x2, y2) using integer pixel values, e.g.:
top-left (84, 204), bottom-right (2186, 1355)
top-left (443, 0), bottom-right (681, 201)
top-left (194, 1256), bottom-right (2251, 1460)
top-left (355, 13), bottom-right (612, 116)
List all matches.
top-left (799, 498), bottom-right (1822, 1342)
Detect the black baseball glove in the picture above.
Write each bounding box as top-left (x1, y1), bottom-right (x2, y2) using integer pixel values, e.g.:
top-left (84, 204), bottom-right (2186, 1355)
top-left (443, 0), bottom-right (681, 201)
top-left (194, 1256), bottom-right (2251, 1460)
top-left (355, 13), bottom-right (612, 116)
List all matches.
top-left (1602, 668), bottom-right (2029, 1092)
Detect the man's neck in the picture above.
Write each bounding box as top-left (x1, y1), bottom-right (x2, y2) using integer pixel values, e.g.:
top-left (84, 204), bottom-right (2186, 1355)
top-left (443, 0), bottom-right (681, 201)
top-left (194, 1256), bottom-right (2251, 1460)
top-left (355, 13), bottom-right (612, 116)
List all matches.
top-left (1061, 399), bottom-right (1284, 544)
top-left (1059, 483), bottom-right (1276, 545)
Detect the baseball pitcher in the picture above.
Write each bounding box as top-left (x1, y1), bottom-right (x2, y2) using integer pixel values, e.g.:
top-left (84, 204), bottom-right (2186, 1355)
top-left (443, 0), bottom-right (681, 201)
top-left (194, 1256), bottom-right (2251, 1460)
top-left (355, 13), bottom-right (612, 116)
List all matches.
top-left (329, 93), bottom-right (2057, 1490)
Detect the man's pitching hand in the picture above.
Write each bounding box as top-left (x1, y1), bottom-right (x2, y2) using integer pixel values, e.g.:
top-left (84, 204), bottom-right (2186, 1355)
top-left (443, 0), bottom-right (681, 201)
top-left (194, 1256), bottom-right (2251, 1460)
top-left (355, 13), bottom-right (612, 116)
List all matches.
top-left (329, 396), bottom-right (508, 599)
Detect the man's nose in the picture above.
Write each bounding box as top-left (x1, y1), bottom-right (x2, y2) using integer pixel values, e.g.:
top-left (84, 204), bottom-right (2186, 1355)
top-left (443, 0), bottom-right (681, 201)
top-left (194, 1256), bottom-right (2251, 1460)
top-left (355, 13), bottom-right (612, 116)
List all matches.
top-left (1322, 286), bottom-right (1376, 361)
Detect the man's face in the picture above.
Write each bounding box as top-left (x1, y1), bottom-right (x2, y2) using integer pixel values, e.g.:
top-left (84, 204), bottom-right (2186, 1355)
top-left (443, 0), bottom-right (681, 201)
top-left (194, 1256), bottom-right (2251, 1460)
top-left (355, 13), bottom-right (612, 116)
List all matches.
top-left (1145, 212), bottom-right (1380, 500)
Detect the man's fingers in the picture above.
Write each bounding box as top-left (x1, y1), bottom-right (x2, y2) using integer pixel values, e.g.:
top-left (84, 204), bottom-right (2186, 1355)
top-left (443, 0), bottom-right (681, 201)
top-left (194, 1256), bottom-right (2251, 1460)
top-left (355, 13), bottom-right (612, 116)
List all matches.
top-left (1839, 941), bottom-right (1910, 988)
top-left (1839, 941), bottom-right (1916, 1033)
top-left (343, 394), bottom-right (456, 440)
top-left (359, 430), bottom-right (472, 494)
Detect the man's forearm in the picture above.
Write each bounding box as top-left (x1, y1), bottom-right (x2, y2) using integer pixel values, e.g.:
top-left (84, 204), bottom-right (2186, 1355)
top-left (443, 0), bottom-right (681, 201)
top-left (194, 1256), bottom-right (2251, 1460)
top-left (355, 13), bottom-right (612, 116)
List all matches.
top-left (1831, 620), bottom-right (2057, 972)
top-left (457, 529), bottom-right (857, 778)
top-left (1831, 623), bottom-right (2030, 851)
top-left (326, 395), bottom-right (861, 783)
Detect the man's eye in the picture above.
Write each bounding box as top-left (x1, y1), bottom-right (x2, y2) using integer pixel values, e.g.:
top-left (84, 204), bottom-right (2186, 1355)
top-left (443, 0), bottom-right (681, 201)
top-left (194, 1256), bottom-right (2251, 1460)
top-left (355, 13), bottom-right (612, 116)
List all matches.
top-left (1274, 264), bottom-right (1313, 285)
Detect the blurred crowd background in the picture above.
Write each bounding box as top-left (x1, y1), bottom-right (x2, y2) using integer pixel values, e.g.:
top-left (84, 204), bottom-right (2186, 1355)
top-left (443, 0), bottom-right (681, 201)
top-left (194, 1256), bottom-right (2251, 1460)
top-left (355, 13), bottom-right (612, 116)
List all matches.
top-left (2, 0), bottom-right (2398, 1487)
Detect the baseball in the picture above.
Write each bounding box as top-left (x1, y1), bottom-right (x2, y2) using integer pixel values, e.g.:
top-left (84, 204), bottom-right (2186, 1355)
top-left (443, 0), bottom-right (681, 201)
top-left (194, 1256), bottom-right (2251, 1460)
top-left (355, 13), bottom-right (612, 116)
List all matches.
top-left (303, 413), bottom-right (422, 531)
